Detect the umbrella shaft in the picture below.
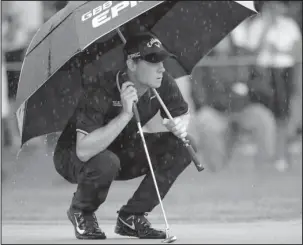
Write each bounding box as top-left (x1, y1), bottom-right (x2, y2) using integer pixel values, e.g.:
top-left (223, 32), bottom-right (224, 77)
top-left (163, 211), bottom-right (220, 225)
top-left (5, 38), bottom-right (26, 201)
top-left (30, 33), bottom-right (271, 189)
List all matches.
top-left (116, 28), bottom-right (126, 44)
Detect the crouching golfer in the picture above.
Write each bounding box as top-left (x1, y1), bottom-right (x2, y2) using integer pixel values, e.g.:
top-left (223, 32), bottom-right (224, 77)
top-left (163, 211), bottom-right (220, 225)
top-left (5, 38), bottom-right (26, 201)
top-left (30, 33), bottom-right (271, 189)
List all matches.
top-left (53, 33), bottom-right (192, 240)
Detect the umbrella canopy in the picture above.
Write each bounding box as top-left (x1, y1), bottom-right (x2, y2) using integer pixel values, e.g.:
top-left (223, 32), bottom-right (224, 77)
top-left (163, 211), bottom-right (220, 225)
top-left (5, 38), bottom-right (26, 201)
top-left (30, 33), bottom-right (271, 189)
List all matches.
top-left (16, 1), bottom-right (256, 146)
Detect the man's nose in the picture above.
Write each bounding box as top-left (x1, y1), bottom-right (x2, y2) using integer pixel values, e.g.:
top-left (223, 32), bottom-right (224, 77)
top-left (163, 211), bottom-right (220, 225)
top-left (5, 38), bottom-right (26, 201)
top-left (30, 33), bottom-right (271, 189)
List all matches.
top-left (158, 62), bottom-right (165, 73)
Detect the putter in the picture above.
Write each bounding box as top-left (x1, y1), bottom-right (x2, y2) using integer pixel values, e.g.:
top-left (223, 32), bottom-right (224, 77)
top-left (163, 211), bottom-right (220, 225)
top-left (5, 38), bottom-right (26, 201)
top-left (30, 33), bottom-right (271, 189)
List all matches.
top-left (151, 88), bottom-right (204, 172)
top-left (116, 27), bottom-right (178, 242)
top-left (133, 103), bottom-right (177, 243)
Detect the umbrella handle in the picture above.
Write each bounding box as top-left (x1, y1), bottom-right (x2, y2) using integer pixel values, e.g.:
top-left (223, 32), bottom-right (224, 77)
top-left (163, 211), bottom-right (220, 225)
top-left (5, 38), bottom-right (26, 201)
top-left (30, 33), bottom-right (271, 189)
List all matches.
top-left (151, 89), bottom-right (204, 172)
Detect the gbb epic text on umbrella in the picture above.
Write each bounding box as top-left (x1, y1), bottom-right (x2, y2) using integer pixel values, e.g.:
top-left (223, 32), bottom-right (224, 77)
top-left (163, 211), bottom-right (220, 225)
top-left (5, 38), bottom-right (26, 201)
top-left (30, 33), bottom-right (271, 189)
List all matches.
top-left (81, 1), bottom-right (145, 28)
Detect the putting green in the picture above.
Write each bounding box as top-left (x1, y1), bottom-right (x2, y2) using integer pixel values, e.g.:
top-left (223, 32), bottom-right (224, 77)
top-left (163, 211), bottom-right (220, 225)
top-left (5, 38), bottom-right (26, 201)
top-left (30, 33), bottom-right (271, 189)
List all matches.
top-left (2, 220), bottom-right (302, 244)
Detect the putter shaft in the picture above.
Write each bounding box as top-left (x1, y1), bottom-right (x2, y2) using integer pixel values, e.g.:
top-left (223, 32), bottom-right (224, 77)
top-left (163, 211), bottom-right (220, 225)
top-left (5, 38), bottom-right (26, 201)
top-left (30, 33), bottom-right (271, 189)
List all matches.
top-left (136, 121), bottom-right (170, 231)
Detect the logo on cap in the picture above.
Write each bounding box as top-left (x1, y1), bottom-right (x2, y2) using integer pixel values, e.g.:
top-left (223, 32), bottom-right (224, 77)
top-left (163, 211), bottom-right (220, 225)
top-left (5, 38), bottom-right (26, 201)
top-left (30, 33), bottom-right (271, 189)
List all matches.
top-left (147, 38), bottom-right (162, 48)
top-left (128, 52), bottom-right (141, 59)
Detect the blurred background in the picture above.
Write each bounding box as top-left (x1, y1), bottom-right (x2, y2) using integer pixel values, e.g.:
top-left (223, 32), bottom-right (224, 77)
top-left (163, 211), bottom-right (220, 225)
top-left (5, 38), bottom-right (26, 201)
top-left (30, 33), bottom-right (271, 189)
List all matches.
top-left (1, 1), bottom-right (302, 223)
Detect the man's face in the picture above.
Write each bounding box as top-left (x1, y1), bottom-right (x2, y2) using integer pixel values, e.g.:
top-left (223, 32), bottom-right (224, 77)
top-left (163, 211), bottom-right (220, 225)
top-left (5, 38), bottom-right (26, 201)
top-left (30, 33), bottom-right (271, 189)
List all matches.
top-left (133, 59), bottom-right (166, 88)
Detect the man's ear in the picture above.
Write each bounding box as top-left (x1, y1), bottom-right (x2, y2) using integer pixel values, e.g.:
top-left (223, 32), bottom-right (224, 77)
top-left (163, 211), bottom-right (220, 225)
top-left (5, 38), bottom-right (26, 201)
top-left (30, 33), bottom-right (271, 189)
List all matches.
top-left (126, 59), bottom-right (137, 72)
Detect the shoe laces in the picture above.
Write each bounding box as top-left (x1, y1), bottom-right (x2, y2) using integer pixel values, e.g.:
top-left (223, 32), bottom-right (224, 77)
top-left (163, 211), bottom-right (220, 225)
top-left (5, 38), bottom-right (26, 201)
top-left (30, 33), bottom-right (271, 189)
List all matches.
top-left (136, 213), bottom-right (151, 228)
top-left (137, 213), bottom-right (164, 236)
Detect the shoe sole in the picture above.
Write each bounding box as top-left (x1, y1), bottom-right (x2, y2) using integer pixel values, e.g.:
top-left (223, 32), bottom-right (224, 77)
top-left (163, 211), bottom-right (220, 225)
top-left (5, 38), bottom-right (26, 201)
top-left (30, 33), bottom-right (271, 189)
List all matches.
top-left (67, 210), bottom-right (106, 240)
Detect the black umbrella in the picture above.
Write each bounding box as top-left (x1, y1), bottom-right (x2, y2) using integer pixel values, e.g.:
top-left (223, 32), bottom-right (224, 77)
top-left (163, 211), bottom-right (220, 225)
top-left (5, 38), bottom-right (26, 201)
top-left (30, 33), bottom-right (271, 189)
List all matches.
top-left (16, 1), bottom-right (256, 146)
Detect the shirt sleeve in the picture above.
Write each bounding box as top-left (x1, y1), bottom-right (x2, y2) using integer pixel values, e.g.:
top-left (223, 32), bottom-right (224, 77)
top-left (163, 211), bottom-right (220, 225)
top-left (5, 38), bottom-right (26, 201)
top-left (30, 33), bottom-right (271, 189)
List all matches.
top-left (159, 72), bottom-right (189, 119)
top-left (75, 89), bottom-right (108, 135)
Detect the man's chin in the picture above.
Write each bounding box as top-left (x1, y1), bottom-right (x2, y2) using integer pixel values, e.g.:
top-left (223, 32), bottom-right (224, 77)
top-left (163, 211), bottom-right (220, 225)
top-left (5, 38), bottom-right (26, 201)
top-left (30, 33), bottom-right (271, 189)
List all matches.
top-left (151, 81), bottom-right (162, 88)
top-left (153, 84), bottom-right (161, 89)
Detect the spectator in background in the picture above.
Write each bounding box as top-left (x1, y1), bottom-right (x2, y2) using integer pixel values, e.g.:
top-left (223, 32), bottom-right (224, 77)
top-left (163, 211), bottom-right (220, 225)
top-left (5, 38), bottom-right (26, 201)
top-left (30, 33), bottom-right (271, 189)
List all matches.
top-left (287, 48), bottom-right (302, 140)
top-left (4, 1), bottom-right (44, 99)
top-left (191, 35), bottom-right (277, 172)
top-left (2, 2), bottom-right (17, 148)
top-left (2, 62), bottom-right (11, 147)
top-left (54, 1), bottom-right (68, 11)
top-left (43, 1), bottom-right (68, 22)
top-left (3, 1), bottom-right (45, 149)
top-left (287, 1), bottom-right (302, 31)
top-left (285, 1), bottom-right (302, 140)
top-left (243, 1), bottom-right (302, 171)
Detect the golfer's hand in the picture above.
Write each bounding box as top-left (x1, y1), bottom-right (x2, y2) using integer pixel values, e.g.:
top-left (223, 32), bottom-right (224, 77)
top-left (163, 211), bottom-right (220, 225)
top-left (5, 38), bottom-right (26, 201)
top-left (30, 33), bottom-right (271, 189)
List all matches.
top-left (163, 117), bottom-right (187, 139)
top-left (120, 82), bottom-right (138, 116)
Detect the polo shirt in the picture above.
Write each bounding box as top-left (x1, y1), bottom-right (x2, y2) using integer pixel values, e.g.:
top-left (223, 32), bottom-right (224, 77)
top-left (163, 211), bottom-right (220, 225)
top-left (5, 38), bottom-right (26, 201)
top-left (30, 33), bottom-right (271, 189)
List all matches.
top-left (56, 70), bottom-right (188, 152)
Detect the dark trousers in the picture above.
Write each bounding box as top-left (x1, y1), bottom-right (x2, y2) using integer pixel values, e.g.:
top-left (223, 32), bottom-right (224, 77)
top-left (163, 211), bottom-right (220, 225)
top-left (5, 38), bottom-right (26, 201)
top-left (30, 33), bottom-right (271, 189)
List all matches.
top-left (249, 66), bottom-right (294, 120)
top-left (53, 132), bottom-right (191, 214)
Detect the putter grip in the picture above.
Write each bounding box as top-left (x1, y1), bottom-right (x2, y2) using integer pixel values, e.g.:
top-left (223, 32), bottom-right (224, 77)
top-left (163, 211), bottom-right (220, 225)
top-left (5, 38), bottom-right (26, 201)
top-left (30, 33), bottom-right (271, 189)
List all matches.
top-left (133, 102), bottom-right (203, 171)
top-left (185, 144), bottom-right (204, 172)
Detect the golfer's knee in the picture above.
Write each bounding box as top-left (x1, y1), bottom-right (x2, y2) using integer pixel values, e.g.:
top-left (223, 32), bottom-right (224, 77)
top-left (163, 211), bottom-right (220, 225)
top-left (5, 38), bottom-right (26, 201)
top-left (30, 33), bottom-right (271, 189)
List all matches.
top-left (84, 150), bottom-right (120, 182)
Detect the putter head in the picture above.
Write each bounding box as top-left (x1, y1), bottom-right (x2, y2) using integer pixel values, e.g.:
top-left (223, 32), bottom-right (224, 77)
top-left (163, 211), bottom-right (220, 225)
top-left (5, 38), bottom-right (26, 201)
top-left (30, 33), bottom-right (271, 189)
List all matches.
top-left (162, 235), bottom-right (177, 243)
